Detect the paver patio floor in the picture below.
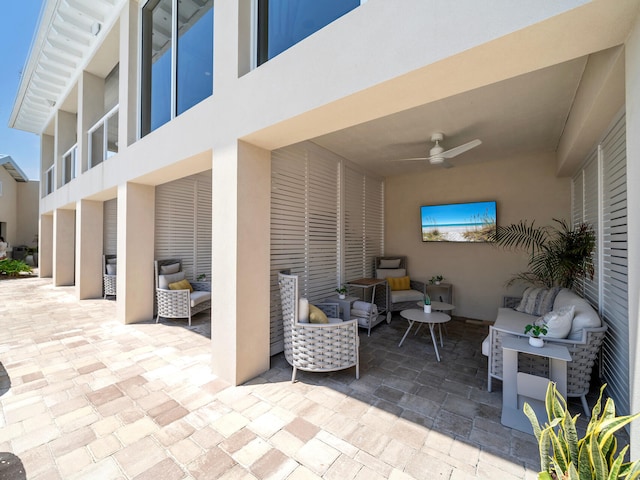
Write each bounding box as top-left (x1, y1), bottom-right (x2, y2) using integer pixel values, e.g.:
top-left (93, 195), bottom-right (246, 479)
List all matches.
top-left (0, 276), bottom-right (597, 479)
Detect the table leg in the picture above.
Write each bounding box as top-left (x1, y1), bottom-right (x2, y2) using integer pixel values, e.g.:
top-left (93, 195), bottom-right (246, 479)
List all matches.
top-left (428, 323), bottom-right (441, 362)
top-left (399, 320), bottom-right (414, 347)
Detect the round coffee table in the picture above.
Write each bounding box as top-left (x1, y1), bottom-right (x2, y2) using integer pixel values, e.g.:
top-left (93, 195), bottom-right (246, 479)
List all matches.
top-left (399, 309), bottom-right (451, 362)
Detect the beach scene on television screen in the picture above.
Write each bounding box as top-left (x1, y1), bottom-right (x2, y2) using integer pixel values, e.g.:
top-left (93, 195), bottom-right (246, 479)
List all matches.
top-left (421, 201), bottom-right (496, 242)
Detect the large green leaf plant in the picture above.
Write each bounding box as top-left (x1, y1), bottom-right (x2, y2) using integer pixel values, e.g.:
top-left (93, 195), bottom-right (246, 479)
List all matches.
top-left (525, 383), bottom-right (640, 480)
top-left (491, 219), bottom-right (595, 289)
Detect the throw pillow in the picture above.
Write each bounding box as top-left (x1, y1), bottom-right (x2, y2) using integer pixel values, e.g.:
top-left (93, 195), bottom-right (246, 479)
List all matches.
top-left (159, 271), bottom-right (186, 289)
top-left (160, 262), bottom-right (181, 274)
top-left (106, 264), bottom-right (116, 275)
top-left (299, 298), bottom-right (310, 323)
top-left (515, 286), bottom-right (561, 316)
top-left (387, 276), bottom-right (410, 291)
top-left (309, 304), bottom-right (329, 324)
top-left (379, 258), bottom-right (401, 269)
top-left (169, 279), bottom-right (193, 292)
top-left (535, 305), bottom-right (575, 338)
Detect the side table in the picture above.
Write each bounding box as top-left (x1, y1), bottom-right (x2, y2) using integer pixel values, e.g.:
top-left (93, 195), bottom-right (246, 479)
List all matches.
top-left (323, 295), bottom-right (359, 321)
top-left (427, 282), bottom-right (453, 304)
top-left (501, 336), bottom-right (571, 434)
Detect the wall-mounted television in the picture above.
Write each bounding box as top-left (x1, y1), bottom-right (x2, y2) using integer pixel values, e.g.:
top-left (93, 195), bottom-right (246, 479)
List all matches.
top-left (420, 201), bottom-right (497, 242)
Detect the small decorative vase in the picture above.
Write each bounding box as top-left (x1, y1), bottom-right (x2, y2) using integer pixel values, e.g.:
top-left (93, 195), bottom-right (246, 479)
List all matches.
top-left (529, 336), bottom-right (544, 348)
top-left (435, 281), bottom-right (441, 285)
top-left (338, 294), bottom-right (346, 300)
top-left (423, 305), bottom-right (432, 313)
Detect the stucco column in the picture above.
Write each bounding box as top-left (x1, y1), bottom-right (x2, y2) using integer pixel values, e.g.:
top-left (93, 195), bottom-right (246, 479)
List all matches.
top-left (626, 13), bottom-right (640, 460)
top-left (117, 182), bottom-right (155, 324)
top-left (119, 1), bottom-right (138, 149)
top-left (39, 214), bottom-right (53, 278)
top-left (211, 141), bottom-right (271, 385)
top-left (53, 209), bottom-right (75, 286)
top-left (76, 199), bottom-right (103, 299)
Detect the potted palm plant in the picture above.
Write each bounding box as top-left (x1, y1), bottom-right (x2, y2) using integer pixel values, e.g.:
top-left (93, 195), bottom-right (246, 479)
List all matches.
top-left (490, 219), bottom-right (595, 290)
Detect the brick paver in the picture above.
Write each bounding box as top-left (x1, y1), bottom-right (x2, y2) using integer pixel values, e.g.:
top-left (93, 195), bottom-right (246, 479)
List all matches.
top-left (0, 276), bottom-right (598, 478)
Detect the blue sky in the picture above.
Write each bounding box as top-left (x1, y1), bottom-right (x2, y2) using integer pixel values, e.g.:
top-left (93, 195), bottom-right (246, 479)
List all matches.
top-left (0, 1), bottom-right (44, 181)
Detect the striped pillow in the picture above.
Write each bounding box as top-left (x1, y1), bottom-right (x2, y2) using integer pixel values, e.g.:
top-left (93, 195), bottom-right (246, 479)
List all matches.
top-left (515, 287), bottom-right (561, 316)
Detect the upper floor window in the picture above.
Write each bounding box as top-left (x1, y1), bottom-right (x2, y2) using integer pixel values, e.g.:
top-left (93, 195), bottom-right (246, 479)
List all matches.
top-left (257, 0), bottom-right (361, 66)
top-left (141, 0), bottom-right (214, 137)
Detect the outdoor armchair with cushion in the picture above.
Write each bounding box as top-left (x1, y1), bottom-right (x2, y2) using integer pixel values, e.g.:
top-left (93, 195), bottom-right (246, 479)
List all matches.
top-left (103, 254), bottom-right (117, 298)
top-left (482, 288), bottom-right (607, 416)
top-left (154, 259), bottom-right (211, 326)
top-left (278, 272), bottom-right (359, 383)
top-left (374, 256), bottom-right (426, 317)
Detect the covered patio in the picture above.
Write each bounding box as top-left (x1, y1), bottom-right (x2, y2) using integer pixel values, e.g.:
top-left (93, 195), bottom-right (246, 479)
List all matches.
top-left (0, 276), bottom-right (609, 479)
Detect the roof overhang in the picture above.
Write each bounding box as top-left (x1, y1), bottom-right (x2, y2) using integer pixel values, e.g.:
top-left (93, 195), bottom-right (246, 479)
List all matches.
top-left (0, 155), bottom-right (30, 182)
top-left (8, 0), bottom-right (127, 134)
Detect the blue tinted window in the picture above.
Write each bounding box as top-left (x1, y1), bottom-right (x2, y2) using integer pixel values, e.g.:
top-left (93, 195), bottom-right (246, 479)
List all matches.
top-left (177, 2), bottom-right (214, 115)
top-left (142, 0), bottom-right (214, 136)
top-left (259, 0), bottom-right (360, 65)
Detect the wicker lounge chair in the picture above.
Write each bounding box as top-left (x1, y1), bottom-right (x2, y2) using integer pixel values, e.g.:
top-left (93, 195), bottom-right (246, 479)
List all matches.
top-left (278, 272), bottom-right (359, 383)
top-left (154, 259), bottom-right (211, 326)
top-left (103, 254), bottom-right (117, 298)
top-left (374, 256), bottom-right (426, 317)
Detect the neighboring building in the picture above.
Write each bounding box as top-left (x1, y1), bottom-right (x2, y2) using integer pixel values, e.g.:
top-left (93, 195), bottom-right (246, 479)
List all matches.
top-left (8, 0), bottom-right (640, 454)
top-left (0, 155), bottom-right (39, 257)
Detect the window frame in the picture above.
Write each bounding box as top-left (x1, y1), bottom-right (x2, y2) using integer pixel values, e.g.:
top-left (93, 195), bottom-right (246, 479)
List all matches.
top-left (255, 0), bottom-right (366, 68)
top-left (139, 0), bottom-right (214, 138)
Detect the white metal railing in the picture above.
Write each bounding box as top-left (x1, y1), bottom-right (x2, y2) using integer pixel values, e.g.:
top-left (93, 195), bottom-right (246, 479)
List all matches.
top-left (44, 164), bottom-right (55, 196)
top-left (62, 143), bottom-right (78, 185)
top-left (88, 104), bottom-right (119, 168)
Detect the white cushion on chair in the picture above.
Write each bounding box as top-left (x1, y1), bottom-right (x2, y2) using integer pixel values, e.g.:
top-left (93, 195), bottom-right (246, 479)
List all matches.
top-left (299, 298), bottom-right (310, 323)
top-left (159, 271), bottom-right (185, 289)
top-left (190, 291), bottom-right (211, 307)
top-left (106, 264), bottom-right (116, 275)
top-left (378, 258), bottom-right (401, 268)
top-left (160, 263), bottom-right (181, 274)
top-left (391, 289), bottom-right (423, 303)
top-left (376, 268), bottom-right (406, 279)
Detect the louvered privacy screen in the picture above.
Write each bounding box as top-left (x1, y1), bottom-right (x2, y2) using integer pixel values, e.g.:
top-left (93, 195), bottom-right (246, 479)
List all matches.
top-left (103, 198), bottom-right (117, 255)
top-left (270, 142), bottom-right (384, 355)
top-left (155, 171), bottom-right (212, 282)
top-left (572, 111), bottom-right (628, 415)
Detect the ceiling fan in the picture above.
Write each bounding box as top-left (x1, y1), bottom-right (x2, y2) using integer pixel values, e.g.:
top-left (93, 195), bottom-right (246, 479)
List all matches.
top-left (394, 133), bottom-right (482, 168)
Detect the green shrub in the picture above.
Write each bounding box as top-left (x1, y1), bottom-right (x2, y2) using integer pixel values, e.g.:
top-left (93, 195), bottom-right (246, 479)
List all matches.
top-left (0, 259), bottom-right (32, 277)
top-left (525, 382), bottom-right (640, 480)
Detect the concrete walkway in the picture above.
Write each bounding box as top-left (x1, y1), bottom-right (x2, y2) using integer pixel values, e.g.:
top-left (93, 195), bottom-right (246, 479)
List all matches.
top-left (0, 276), bottom-right (549, 479)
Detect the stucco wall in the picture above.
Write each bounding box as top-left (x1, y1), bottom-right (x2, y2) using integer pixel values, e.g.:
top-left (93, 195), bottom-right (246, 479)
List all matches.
top-left (16, 181), bottom-right (40, 246)
top-left (384, 151), bottom-right (570, 321)
top-left (0, 168), bottom-right (18, 247)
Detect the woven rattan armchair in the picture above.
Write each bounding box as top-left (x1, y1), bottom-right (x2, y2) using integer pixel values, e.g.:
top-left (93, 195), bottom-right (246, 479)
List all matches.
top-left (374, 256), bottom-right (426, 316)
top-left (278, 272), bottom-right (359, 383)
top-left (103, 255), bottom-right (117, 298)
top-left (154, 259), bottom-right (211, 326)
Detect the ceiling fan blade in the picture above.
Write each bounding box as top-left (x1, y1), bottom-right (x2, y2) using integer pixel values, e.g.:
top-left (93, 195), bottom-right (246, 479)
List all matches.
top-left (440, 139), bottom-right (482, 159)
top-left (390, 157), bottom-right (429, 162)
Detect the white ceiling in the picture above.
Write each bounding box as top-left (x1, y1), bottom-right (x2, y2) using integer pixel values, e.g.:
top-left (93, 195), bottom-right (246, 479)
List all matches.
top-left (311, 56), bottom-right (588, 178)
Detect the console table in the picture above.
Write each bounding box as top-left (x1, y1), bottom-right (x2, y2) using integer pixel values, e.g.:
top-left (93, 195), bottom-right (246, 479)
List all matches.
top-left (501, 336), bottom-right (571, 434)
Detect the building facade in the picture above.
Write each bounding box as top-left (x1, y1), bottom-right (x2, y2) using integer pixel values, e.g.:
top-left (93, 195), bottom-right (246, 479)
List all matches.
top-left (0, 155), bottom-right (39, 256)
top-left (9, 0), bottom-right (640, 455)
